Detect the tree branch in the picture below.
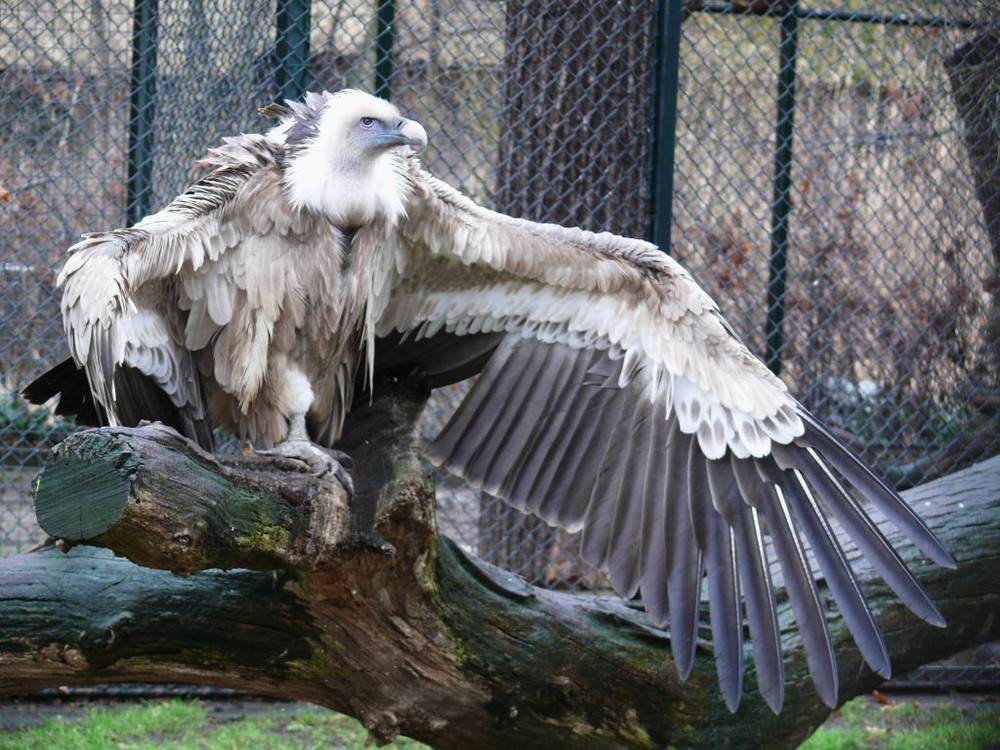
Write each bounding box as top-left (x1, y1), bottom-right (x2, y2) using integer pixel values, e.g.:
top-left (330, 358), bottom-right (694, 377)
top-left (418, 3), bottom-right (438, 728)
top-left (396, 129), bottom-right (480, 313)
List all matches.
top-left (1, 383), bottom-right (998, 748)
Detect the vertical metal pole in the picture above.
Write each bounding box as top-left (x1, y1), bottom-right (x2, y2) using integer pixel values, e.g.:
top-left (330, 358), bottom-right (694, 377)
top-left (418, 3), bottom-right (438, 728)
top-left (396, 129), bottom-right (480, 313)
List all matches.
top-left (126, 0), bottom-right (159, 225)
top-left (274, 0), bottom-right (311, 102)
top-left (648, 0), bottom-right (684, 252)
top-left (764, 1), bottom-right (799, 375)
top-left (374, 0), bottom-right (396, 100)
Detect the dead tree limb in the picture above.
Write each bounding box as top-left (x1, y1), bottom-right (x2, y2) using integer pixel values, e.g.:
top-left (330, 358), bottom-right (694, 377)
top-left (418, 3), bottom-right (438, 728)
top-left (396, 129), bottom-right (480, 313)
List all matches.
top-left (0, 381), bottom-right (998, 749)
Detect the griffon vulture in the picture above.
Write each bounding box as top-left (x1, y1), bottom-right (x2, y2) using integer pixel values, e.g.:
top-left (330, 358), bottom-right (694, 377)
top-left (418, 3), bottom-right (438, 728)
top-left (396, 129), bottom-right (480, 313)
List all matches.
top-left (24, 89), bottom-right (955, 713)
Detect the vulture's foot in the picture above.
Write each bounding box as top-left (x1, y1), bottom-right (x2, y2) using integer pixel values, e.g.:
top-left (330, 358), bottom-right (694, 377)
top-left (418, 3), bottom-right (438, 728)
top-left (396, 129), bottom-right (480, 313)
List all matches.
top-left (254, 439), bottom-right (356, 496)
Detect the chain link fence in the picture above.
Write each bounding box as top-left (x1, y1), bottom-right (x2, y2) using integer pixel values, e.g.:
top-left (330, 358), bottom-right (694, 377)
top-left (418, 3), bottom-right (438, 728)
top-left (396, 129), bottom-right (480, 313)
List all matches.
top-left (2, 1), bottom-right (998, 688)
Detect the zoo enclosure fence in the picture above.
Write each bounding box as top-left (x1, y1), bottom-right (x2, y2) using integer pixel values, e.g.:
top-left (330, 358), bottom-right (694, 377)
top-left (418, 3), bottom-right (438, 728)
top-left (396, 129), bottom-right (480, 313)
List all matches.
top-left (1, 0), bottom-right (998, 689)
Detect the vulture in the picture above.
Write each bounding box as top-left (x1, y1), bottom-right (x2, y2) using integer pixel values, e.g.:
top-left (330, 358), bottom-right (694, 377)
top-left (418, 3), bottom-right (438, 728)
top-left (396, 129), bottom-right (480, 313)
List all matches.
top-left (24, 89), bottom-right (955, 713)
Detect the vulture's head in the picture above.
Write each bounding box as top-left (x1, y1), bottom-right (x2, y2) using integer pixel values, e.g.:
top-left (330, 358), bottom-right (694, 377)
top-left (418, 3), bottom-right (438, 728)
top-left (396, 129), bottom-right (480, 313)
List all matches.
top-left (277, 89), bottom-right (427, 227)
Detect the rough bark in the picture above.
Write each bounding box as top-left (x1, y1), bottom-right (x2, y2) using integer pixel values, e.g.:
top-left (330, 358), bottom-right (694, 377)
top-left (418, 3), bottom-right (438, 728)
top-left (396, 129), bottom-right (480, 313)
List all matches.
top-left (0, 381), bottom-right (998, 749)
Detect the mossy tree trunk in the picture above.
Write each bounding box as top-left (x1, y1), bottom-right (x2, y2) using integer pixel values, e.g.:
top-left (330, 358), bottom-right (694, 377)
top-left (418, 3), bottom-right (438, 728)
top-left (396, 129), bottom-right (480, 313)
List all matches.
top-left (0, 380), bottom-right (998, 748)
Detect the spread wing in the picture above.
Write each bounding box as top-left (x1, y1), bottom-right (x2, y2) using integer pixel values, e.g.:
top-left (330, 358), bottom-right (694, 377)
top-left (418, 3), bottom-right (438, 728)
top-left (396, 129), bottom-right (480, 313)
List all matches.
top-left (378, 169), bottom-right (956, 712)
top-left (53, 134), bottom-right (297, 450)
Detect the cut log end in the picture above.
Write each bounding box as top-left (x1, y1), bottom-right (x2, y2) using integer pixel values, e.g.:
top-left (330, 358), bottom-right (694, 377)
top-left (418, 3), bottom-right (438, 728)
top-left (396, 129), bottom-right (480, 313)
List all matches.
top-left (34, 429), bottom-right (140, 541)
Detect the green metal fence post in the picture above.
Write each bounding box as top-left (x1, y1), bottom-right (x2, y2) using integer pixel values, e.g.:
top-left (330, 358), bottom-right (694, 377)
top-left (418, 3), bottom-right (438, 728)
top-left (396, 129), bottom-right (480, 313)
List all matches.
top-left (126, 0), bottom-right (159, 225)
top-left (374, 0), bottom-right (396, 100)
top-left (764, 0), bottom-right (800, 376)
top-left (274, 0), bottom-right (311, 102)
top-left (648, 0), bottom-right (685, 252)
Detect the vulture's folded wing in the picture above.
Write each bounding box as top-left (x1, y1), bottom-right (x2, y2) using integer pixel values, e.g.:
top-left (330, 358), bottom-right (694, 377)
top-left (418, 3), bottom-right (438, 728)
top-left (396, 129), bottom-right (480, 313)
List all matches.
top-left (379, 169), bottom-right (956, 712)
top-left (47, 134), bottom-right (296, 450)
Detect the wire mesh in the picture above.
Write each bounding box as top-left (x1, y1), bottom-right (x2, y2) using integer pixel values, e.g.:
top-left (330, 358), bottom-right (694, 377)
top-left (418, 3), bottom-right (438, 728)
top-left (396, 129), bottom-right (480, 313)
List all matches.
top-left (1, 0), bottom-right (997, 688)
top-left (672, 4), bottom-right (999, 493)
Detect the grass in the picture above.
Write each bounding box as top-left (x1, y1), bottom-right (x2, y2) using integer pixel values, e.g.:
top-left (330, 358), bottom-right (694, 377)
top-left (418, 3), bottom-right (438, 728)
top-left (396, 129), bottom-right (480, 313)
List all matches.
top-left (0, 699), bottom-right (429, 750)
top-left (801, 695), bottom-right (1000, 750)
top-left (2, 695), bottom-right (997, 749)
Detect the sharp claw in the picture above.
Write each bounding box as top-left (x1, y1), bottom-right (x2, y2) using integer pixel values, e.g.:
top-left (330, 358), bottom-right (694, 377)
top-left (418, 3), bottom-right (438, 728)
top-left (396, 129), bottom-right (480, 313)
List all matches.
top-left (333, 463), bottom-right (355, 498)
top-left (328, 448), bottom-right (353, 470)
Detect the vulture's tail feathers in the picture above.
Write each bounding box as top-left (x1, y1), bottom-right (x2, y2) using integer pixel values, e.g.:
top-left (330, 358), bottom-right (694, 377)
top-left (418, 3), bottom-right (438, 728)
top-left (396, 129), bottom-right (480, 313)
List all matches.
top-left (369, 330), bottom-right (502, 390)
top-left (21, 357), bottom-right (214, 452)
top-left (112, 365), bottom-right (215, 452)
top-left (21, 357), bottom-right (104, 426)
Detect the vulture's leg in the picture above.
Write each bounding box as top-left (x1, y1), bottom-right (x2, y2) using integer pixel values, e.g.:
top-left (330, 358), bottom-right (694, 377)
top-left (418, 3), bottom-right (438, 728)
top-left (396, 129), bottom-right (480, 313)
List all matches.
top-left (247, 368), bottom-right (356, 490)
top-left (257, 414), bottom-right (355, 495)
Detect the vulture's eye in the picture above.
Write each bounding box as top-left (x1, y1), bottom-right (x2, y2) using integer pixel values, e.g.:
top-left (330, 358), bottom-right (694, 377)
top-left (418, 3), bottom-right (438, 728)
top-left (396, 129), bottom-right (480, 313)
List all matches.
top-left (359, 117), bottom-right (376, 128)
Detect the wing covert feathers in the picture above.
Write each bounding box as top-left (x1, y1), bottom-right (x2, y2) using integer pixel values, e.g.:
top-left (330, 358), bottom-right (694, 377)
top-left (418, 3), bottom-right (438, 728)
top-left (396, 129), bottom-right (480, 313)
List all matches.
top-left (55, 136), bottom-right (282, 444)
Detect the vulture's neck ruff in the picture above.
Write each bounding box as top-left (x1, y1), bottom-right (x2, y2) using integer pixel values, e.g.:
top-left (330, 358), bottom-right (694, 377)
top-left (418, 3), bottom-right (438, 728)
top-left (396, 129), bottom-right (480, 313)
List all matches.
top-left (278, 89), bottom-right (426, 230)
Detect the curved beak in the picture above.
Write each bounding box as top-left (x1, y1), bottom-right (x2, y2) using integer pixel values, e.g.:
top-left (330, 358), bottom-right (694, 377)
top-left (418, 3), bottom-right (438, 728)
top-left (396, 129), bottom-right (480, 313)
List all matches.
top-left (373, 117), bottom-right (428, 150)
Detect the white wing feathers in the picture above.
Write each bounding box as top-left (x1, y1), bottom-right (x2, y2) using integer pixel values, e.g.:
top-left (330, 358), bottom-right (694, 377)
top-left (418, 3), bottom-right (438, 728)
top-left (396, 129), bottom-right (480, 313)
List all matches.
top-left (380, 168), bottom-right (955, 713)
top-left (387, 170), bottom-right (804, 461)
top-left (58, 240), bottom-right (132, 413)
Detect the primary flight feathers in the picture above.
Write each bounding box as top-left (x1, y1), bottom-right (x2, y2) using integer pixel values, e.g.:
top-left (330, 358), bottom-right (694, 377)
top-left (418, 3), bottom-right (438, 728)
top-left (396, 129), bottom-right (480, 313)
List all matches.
top-left (24, 89), bottom-right (955, 713)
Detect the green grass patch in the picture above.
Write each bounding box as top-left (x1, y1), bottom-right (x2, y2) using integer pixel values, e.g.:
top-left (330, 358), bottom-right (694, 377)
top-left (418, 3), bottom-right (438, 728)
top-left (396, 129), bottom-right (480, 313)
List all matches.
top-left (0, 699), bottom-right (429, 750)
top-left (801, 695), bottom-right (1000, 750)
top-left (4, 695), bottom-right (998, 749)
